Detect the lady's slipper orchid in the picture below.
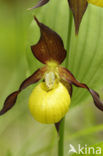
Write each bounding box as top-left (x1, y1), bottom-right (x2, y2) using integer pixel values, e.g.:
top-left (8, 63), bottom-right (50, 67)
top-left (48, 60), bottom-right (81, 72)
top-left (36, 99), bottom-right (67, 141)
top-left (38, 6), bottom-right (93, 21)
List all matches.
top-left (29, 0), bottom-right (103, 34)
top-left (0, 17), bottom-right (103, 128)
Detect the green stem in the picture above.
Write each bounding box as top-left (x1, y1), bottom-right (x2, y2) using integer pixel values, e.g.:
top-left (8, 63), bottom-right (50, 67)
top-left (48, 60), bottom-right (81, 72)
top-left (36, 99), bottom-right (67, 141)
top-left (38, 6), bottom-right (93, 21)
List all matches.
top-left (58, 118), bottom-right (65, 156)
top-left (65, 10), bottom-right (73, 68)
top-left (58, 10), bottom-right (73, 156)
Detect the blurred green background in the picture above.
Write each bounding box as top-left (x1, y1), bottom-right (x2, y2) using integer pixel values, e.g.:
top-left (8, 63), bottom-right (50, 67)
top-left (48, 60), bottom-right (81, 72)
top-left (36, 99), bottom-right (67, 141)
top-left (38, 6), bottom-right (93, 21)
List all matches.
top-left (0, 0), bottom-right (103, 156)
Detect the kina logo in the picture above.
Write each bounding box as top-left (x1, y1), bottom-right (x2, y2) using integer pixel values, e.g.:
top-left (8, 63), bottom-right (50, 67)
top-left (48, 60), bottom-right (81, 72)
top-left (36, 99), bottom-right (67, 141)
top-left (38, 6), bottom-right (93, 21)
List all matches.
top-left (68, 144), bottom-right (101, 155)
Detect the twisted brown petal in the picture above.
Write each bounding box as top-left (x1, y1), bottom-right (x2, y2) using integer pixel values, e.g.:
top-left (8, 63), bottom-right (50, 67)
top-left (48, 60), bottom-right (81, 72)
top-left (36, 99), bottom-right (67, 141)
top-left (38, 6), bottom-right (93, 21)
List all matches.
top-left (68, 0), bottom-right (88, 34)
top-left (59, 67), bottom-right (103, 111)
top-left (31, 17), bottom-right (66, 64)
top-left (28, 0), bottom-right (49, 10)
top-left (0, 67), bottom-right (47, 115)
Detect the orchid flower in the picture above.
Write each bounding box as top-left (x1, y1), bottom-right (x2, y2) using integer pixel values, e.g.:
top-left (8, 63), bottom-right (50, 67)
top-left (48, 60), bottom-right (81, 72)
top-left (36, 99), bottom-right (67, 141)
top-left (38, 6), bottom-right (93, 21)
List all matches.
top-left (29, 0), bottom-right (103, 34)
top-left (0, 17), bottom-right (103, 131)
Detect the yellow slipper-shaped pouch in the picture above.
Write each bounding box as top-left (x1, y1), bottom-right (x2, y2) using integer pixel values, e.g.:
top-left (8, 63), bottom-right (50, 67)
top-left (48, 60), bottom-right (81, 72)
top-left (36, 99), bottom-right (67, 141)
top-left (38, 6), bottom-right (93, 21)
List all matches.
top-left (29, 82), bottom-right (71, 124)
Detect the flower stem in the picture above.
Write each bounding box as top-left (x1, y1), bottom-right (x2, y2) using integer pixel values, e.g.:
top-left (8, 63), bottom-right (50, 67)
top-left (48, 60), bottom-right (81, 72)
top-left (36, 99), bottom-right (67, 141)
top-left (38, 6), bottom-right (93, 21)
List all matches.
top-left (65, 9), bottom-right (73, 68)
top-left (58, 9), bottom-right (73, 156)
top-left (58, 118), bottom-right (65, 156)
